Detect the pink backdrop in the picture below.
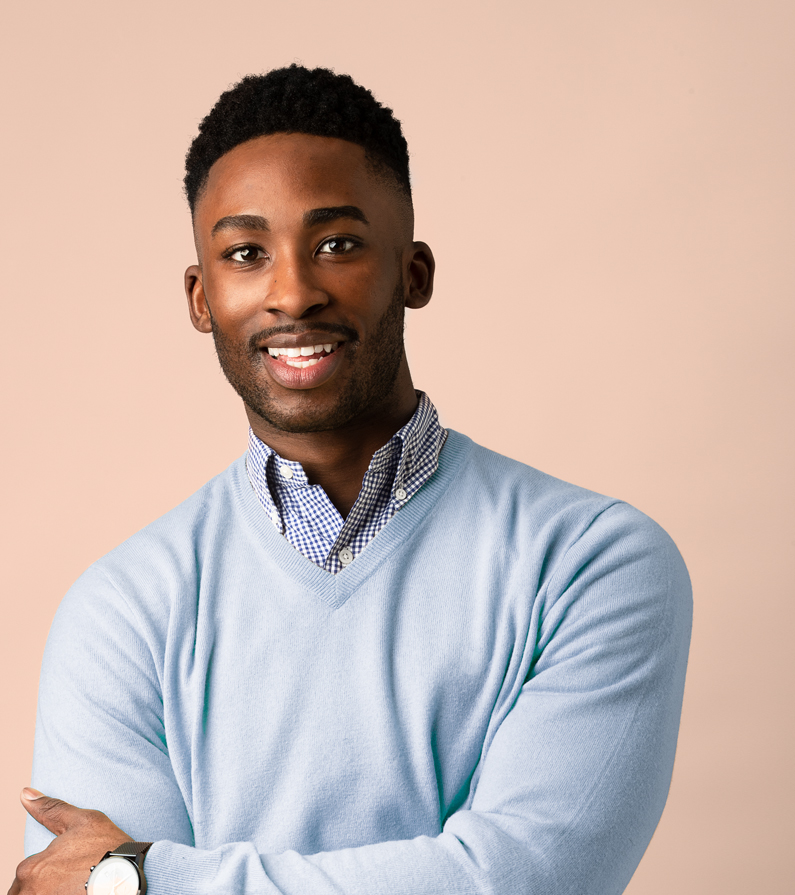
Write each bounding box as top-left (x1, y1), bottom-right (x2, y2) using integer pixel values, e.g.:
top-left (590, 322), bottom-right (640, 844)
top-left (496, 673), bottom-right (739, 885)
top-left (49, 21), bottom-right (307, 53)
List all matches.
top-left (1, 2), bottom-right (793, 891)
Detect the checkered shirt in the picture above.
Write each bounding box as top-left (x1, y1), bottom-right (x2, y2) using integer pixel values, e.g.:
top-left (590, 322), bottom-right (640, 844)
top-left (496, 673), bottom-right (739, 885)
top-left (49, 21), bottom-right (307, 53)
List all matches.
top-left (245, 392), bottom-right (447, 574)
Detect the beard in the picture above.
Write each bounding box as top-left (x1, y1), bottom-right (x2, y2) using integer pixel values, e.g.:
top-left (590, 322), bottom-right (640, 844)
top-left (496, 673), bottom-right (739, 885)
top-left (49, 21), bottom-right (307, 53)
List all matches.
top-left (210, 277), bottom-right (407, 434)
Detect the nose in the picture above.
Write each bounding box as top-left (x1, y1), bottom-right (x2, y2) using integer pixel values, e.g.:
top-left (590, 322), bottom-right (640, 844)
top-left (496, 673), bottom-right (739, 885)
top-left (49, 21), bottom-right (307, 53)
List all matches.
top-left (265, 255), bottom-right (329, 320)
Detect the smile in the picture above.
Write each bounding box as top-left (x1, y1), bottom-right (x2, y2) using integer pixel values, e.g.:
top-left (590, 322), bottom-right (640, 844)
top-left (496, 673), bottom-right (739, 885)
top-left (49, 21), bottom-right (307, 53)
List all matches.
top-left (267, 343), bottom-right (340, 368)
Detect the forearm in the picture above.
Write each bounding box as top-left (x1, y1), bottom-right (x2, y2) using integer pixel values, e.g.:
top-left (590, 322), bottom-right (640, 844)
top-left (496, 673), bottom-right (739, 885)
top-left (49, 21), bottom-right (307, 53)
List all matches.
top-left (143, 830), bottom-right (494, 895)
top-left (142, 776), bottom-right (666, 895)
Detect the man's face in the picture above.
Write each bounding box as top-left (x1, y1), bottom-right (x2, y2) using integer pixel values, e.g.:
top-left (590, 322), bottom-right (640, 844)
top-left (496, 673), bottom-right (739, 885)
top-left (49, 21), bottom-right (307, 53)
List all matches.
top-left (186, 133), bottom-right (432, 434)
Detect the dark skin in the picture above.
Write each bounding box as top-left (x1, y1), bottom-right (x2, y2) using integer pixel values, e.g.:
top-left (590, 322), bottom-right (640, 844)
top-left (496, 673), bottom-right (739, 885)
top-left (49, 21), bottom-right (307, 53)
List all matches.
top-left (10, 133), bottom-right (435, 891)
top-left (185, 133), bottom-right (435, 515)
top-left (9, 790), bottom-right (130, 895)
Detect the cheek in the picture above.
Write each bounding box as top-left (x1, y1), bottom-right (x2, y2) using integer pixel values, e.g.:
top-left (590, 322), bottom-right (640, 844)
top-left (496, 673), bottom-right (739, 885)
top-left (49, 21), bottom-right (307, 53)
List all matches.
top-left (335, 260), bottom-right (401, 318)
top-left (205, 272), bottom-right (267, 326)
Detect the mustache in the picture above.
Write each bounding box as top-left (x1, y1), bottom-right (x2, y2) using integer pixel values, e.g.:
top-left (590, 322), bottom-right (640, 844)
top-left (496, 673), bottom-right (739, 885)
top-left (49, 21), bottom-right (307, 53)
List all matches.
top-left (247, 322), bottom-right (359, 354)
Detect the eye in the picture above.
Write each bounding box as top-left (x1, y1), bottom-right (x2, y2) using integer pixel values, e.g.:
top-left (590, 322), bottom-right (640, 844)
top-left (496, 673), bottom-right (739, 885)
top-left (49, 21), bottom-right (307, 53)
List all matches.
top-left (226, 245), bottom-right (267, 263)
top-left (317, 237), bottom-right (359, 255)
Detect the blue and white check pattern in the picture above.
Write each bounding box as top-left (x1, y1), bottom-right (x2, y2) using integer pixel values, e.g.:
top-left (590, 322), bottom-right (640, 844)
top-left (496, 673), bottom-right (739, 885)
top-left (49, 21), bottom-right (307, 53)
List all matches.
top-left (246, 392), bottom-right (447, 574)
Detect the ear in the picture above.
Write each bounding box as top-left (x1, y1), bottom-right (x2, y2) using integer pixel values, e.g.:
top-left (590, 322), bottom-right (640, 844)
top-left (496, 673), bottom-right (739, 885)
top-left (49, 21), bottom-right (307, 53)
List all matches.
top-left (404, 241), bottom-right (435, 310)
top-left (185, 265), bottom-right (213, 333)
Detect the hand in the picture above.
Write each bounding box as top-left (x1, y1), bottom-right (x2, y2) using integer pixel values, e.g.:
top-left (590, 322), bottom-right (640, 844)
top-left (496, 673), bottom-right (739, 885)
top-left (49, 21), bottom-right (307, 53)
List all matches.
top-left (9, 789), bottom-right (132, 895)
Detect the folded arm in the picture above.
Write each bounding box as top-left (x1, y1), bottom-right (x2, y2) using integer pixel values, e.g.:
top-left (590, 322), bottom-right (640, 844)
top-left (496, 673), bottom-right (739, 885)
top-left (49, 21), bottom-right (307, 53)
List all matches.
top-left (23, 508), bottom-right (692, 895)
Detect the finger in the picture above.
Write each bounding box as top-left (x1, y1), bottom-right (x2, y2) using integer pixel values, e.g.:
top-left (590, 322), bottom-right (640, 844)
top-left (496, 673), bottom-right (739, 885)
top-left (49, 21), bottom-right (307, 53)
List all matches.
top-left (20, 789), bottom-right (74, 836)
top-left (9, 854), bottom-right (36, 895)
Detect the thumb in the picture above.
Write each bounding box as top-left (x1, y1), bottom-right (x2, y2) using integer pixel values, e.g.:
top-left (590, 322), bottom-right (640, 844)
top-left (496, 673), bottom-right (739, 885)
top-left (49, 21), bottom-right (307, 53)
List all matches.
top-left (20, 788), bottom-right (75, 835)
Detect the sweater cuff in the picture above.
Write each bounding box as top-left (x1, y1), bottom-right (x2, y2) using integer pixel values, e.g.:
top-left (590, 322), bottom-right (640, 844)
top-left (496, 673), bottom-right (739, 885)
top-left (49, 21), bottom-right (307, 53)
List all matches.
top-left (143, 840), bottom-right (222, 895)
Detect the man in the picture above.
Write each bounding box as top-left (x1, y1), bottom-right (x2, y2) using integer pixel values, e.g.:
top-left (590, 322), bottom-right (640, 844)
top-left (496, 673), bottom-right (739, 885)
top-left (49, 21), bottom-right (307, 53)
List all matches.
top-left (13, 65), bottom-right (692, 895)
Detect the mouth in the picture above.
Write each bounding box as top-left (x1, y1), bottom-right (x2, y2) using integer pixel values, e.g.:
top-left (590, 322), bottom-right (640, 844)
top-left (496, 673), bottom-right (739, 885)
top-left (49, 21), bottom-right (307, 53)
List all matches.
top-left (266, 342), bottom-right (341, 369)
top-left (260, 337), bottom-right (349, 390)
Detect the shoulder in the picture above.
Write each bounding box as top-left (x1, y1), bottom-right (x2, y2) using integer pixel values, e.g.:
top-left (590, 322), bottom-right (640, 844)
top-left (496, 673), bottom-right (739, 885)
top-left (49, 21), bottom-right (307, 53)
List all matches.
top-left (443, 430), bottom-right (690, 599)
top-left (447, 430), bottom-right (604, 501)
top-left (53, 456), bottom-right (249, 636)
top-left (444, 429), bottom-right (622, 533)
top-left (99, 454), bottom-right (245, 569)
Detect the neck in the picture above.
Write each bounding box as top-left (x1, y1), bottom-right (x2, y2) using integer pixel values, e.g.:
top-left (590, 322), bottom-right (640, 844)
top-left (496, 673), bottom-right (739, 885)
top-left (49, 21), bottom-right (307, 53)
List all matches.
top-left (247, 371), bottom-right (419, 518)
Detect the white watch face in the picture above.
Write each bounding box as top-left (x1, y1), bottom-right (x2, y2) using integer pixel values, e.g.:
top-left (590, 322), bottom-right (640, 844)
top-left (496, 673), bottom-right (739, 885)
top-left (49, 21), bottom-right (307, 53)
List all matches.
top-left (86, 855), bottom-right (140, 895)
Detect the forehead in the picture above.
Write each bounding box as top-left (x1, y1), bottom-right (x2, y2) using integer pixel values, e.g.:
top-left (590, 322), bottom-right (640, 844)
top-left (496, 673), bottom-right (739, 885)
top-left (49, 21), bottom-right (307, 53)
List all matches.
top-left (195, 133), bottom-right (392, 224)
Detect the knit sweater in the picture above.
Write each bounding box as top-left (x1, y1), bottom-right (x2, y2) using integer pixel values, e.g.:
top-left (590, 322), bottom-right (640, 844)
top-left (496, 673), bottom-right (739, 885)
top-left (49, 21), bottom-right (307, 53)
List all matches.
top-left (26, 431), bottom-right (692, 895)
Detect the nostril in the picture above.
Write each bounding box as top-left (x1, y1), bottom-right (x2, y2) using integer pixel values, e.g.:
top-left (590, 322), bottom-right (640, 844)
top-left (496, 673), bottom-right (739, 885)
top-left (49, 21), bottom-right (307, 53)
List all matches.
top-left (298, 302), bottom-right (328, 318)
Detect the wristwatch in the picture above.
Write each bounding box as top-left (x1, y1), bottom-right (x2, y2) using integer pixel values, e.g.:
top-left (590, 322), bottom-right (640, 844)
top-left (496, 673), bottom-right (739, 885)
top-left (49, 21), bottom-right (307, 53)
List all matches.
top-left (85, 841), bottom-right (153, 895)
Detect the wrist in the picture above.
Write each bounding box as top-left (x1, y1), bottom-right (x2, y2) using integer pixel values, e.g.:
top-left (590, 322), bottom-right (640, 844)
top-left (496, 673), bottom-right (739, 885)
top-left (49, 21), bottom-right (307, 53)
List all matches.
top-left (86, 841), bottom-right (153, 895)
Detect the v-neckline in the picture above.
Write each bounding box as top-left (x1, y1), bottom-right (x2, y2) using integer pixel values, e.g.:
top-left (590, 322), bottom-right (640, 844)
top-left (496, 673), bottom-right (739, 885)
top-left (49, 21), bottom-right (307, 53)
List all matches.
top-left (231, 431), bottom-right (472, 610)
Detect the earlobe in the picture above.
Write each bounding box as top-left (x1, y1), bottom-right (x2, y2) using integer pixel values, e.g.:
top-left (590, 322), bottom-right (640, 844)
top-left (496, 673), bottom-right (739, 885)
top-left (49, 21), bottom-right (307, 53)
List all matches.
top-left (405, 241), bottom-right (435, 310)
top-left (185, 265), bottom-right (213, 333)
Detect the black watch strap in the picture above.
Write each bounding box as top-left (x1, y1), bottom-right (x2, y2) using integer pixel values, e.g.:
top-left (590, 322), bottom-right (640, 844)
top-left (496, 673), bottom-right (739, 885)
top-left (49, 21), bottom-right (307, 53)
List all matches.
top-left (87, 842), bottom-right (153, 895)
top-left (111, 841), bottom-right (153, 859)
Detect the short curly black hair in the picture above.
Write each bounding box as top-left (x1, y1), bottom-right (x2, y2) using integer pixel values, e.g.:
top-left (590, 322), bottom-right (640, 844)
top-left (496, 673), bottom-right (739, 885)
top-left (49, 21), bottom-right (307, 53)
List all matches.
top-left (184, 65), bottom-right (411, 214)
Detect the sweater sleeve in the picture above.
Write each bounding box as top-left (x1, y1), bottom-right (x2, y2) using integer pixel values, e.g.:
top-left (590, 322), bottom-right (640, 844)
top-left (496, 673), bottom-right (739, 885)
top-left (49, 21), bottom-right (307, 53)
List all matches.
top-left (139, 505), bottom-right (692, 895)
top-left (25, 565), bottom-right (195, 856)
top-left (28, 504), bottom-right (692, 895)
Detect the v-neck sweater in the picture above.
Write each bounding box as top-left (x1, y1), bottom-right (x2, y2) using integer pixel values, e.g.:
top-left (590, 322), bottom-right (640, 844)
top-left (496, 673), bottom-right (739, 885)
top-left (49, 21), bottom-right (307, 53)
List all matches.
top-left (27, 431), bottom-right (692, 895)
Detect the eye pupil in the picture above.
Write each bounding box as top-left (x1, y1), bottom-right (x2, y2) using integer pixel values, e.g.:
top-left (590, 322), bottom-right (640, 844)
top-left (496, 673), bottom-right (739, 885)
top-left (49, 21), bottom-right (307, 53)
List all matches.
top-left (230, 246), bottom-right (262, 262)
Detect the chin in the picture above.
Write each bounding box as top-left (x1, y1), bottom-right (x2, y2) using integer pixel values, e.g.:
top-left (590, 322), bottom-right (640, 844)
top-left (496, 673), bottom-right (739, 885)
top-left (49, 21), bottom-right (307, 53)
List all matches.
top-left (247, 396), bottom-right (364, 435)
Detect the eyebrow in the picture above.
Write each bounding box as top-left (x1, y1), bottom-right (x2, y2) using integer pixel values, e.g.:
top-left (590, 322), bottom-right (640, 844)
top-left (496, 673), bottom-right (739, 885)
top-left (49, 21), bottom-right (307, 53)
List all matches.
top-left (303, 206), bottom-right (370, 227)
top-left (211, 214), bottom-right (269, 236)
top-left (210, 206), bottom-right (369, 237)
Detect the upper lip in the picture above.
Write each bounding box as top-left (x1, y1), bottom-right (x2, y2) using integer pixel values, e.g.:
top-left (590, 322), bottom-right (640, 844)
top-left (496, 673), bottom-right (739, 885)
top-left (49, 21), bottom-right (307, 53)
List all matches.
top-left (260, 331), bottom-right (349, 350)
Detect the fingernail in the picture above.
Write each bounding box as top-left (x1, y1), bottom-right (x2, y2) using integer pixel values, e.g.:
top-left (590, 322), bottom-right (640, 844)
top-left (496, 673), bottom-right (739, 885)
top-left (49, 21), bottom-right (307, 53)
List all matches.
top-left (22, 788), bottom-right (44, 800)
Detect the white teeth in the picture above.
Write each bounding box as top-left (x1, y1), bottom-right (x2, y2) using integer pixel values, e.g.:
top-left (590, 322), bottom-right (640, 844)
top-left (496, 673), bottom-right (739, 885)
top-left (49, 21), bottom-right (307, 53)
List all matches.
top-left (267, 342), bottom-right (340, 360)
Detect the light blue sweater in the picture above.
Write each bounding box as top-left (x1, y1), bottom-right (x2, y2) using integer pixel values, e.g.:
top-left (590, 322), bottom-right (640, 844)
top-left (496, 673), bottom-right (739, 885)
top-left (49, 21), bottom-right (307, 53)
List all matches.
top-left (27, 432), bottom-right (692, 894)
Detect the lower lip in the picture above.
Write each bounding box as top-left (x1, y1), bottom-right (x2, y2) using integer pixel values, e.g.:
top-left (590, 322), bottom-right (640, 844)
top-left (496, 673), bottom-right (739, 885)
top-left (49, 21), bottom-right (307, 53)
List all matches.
top-left (262, 346), bottom-right (346, 389)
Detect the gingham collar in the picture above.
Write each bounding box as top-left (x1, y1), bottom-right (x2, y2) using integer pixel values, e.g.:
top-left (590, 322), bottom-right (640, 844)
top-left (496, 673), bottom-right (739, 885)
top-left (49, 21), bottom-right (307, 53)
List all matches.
top-left (245, 392), bottom-right (446, 571)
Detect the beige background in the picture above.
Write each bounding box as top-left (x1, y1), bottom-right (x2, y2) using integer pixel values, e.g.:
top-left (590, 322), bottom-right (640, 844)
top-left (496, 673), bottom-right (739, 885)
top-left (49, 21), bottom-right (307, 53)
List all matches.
top-left (1, 1), bottom-right (793, 891)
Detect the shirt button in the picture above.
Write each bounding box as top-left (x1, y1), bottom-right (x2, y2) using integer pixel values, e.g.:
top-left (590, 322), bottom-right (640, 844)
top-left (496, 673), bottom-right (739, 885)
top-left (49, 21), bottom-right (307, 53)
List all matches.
top-left (395, 486), bottom-right (407, 501)
top-left (338, 547), bottom-right (354, 566)
top-left (279, 465), bottom-right (294, 480)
